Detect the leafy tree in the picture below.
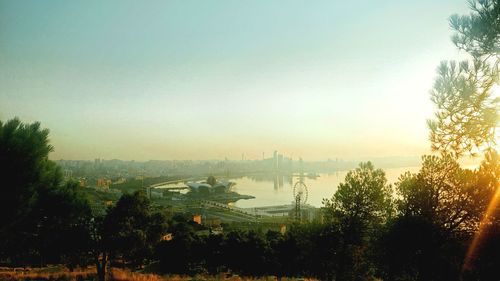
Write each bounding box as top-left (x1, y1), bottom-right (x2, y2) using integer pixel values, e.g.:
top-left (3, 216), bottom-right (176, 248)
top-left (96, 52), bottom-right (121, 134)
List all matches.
top-left (202, 233), bottom-right (226, 274)
top-left (91, 191), bottom-right (168, 281)
top-left (223, 230), bottom-right (248, 274)
top-left (428, 60), bottom-right (499, 158)
top-left (463, 224), bottom-right (500, 281)
top-left (477, 149), bottom-right (500, 223)
top-left (428, 0), bottom-right (500, 158)
top-left (323, 162), bottom-right (393, 230)
top-left (89, 216), bottom-right (108, 281)
top-left (396, 155), bottom-right (487, 233)
top-left (450, 0), bottom-right (500, 58)
top-left (377, 215), bottom-right (463, 281)
top-left (264, 230), bottom-right (286, 278)
top-left (292, 223), bottom-right (341, 281)
top-left (239, 230), bottom-right (268, 276)
top-left (206, 175), bottom-right (217, 186)
top-left (0, 118), bottom-right (92, 267)
top-left (156, 219), bottom-right (199, 274)
top-left (458, 149), bottom-right (500, 279)
top-left (323, 162), bottom-right (393, 281)
top-left (0, 118), bottom-right (55, 253)
top-left (35, 180), bottom-right (92, 268)
top-left (103, 191), bottom-right (167, 269)
top-left (424, 2), bottom-right (500, 277)
top-left (271, 228), bottom-right (302, 278)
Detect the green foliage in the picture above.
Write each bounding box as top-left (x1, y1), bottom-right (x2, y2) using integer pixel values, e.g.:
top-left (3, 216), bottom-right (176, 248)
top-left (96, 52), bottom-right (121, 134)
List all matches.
top-left (156, 216), bottom-right (200, 274)
top-left (429, 0), bottom-right (500, 158)
top-left (0, 118), bottom-right (92, 266)
top-left (396, 155), bottom-right (488, 232)
top-left (477, 149), bottom-right (500, 223)
top-left (377, 215), bottom-right (463, 281)
top-left (0, 118), bottom-right (54, 228)
top-left (155, 223), bottom-right (343, 279)
top-left (450, 0), bottom-right (500, 58)
top-left (323, 162), bottom-right (393, 230)
top-left (206, 175), bottom-right (217, 186)
top-left (322, 162), bottom-right (393, 280)
top-left (103, 191), bottom-right (168, 268)
top-left (428, 60), bottom-right (499, 158)
top-left (463, 224), bottom-right (500, 281)
top-left (111, 175), bottom-right (175, 193)
top-left (35, 180), bottom-right (93, 268)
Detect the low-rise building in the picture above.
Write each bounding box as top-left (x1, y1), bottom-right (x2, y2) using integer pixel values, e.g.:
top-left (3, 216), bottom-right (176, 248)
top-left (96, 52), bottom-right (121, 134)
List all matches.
top-left (193, 214), bottom-right (202, 225)
top-left (161, 233), bottom-right (173, 241)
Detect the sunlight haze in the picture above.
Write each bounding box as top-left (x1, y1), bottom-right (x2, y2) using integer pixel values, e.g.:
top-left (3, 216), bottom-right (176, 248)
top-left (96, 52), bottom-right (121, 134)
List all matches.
top-left (0, 0), bottom-right (470, 160)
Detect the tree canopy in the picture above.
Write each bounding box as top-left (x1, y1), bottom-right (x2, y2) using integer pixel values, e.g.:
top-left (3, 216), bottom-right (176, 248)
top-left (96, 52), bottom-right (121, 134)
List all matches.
top-left (396, 154), bottom-right (489, 232)
top-left (0, 118), bottom-right (92, 266)
top-left (323, 162), bottom-right (393, 229)
top-left (428, 0), bottom-right (500, 158)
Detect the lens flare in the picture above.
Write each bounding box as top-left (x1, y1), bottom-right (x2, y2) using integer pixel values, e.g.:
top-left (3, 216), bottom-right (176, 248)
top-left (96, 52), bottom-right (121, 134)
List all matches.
top-left (462, 185), bottom-right (500, 272)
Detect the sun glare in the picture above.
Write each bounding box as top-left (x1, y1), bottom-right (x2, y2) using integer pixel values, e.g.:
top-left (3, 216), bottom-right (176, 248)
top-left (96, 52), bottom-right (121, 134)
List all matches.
top-left (463, 178), bottom-right (500, 272)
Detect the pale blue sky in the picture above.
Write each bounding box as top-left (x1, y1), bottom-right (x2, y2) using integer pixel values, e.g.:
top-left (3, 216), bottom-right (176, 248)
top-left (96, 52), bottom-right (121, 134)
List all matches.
top-left (0, 1), bottom-right (470, 160)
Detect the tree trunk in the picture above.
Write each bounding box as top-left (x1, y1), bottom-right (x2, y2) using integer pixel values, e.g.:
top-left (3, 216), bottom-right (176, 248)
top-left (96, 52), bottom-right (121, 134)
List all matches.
top-left (96, 252), bottom-right (107, 281)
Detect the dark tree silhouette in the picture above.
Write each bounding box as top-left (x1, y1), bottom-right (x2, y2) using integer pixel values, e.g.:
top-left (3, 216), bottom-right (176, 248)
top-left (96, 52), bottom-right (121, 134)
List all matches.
top-left (35, 180), bottom-right (92, 268)
top-left (156, 218), bottom-right (198, 274)
top-left (396, 155), bottom-right (487, 233)
top-left (464, 224), bottom-right (500, 281)
top-left (103, 191), bottom-right (167, 268)
top-left (0, 118), bottom-right (54, 239)
top-left (0, 118), bottom-right (92, 267)
top-left (477, 149), bottom-right (500, 223)
top-left (377, 215), bottom-right (463, 281)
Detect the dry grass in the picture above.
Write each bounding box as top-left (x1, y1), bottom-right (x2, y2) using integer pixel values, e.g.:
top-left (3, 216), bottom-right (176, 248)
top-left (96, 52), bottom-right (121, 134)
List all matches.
top-left (0, 267), bottom-right (317, 281)
top-left (0, 266), bottom-right (95, 280)
top-left (111, 268), bottom-right (163, 281)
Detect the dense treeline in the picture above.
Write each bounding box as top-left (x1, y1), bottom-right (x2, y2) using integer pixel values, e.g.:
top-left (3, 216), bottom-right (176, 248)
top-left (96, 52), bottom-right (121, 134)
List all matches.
top-left (157, 219), bottom-right (342, 280)
top-left (155, 155), bottom-right (500, 281)
top-left (1, 116), bottom-right (499, 281)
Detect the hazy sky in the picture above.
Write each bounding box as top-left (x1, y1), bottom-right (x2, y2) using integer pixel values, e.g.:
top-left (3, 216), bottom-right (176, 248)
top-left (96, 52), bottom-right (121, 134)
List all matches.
top-left (0, 1), bottom-right (471, 161)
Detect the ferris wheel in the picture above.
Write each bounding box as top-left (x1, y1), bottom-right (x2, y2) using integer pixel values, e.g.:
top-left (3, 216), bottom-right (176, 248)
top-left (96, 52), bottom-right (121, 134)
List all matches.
top-left (293, 179), bottom-right (308, 222)
top-left (293, 180), bottom-right (308, 205)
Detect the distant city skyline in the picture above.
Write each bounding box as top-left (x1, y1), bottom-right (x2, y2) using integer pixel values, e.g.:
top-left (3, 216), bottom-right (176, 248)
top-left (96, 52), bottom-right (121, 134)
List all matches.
top-left (57, 154), bottom-right (422, 163)
top-left (1, 1), bottom-right (470, 161)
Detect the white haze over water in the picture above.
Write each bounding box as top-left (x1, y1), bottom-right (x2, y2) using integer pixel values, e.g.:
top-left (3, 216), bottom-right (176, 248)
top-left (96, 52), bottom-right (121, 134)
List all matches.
top-left (230, 167), bottom-right (421, 208)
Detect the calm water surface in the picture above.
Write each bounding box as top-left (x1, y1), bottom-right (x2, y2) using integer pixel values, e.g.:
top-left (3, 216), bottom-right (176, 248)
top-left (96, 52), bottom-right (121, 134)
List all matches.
top-left (230, 166), bottom-right (420, 208)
